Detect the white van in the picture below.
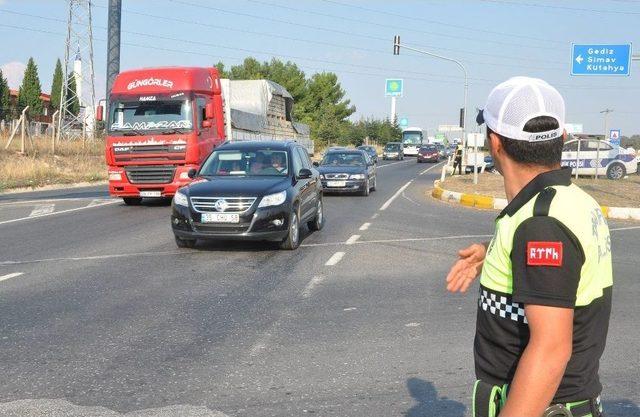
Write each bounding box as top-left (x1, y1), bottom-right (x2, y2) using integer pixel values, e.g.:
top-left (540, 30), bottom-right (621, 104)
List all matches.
top-left (561, 139), bottom-right (637, 180)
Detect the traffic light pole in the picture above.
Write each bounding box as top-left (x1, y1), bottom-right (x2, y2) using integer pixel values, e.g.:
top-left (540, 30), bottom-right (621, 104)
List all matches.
top-left (393, 37), bottom-right (473, 183)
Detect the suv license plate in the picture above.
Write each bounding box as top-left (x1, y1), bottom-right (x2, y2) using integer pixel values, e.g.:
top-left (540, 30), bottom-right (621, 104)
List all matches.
top-left (202, 213), bottom-right (240, 223)
top-left (327, 180), bottom-right (346, 187)
top-left (140, 191), bottom-right (161, 197)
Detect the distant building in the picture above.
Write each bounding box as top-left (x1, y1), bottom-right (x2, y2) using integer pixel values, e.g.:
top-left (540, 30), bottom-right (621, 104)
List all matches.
top-left (8, 89), bottom-right (53, 123)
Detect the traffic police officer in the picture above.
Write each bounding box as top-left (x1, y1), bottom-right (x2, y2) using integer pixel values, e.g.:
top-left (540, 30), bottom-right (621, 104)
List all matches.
top-left (446, 77), bottom-right (612, 417)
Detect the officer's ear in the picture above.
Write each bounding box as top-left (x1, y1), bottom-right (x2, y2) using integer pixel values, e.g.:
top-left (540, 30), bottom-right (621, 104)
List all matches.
top-left (488, 131), bottom-right (502, 155)
top-left (562, 129), bottom-right (567, 142)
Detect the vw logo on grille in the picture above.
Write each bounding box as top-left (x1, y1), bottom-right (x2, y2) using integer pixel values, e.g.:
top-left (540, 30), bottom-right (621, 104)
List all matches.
top-left (214, 199), bottom-right (229, 212)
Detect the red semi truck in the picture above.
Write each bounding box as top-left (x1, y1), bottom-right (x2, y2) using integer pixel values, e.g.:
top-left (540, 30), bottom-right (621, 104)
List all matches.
top-left (101, 66), bottom-right (311, 205)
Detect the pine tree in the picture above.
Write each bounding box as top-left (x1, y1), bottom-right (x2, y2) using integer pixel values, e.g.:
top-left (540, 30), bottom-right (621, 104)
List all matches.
top-left (65, 72), bottom-right (80, 116)
top-left (50, 58), bottom-right (63, 111)
top-left (0, 70), bottom-right (10, 121)
top-left (17, 57), bottom-right (43, 116)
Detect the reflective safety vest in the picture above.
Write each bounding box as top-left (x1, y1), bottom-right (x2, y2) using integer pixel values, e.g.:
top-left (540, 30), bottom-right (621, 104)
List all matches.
top-left (481, 183), bottom-right (612, 306)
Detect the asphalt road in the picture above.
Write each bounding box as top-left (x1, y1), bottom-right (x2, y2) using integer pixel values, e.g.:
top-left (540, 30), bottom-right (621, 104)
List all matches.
top-left (0, 159), bottom-right (638, 417)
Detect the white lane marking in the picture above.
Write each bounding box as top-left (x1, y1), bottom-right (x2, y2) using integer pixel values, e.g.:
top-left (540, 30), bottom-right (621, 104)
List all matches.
top-left (371, 213), bottom-right (379, 219)
top-left (420, 161), bottom-right (445, 175)
top-left (325, 251), bottom-right (345, 266)
top-left (359, 222), bottom-right (371, 231)
top-left (301, 234), bottom-right (493, 248)
top-left (405, 322), bottom-right (421, 327)
top-left (0, 250), bottom-right (198, 266)
top-left (249, 340), bottom-right (269, 357)
top-left (401, 192), bottom-right (421, 206)
top-left (0, 200), bottom-right (120, 226)
top-left (0, 197), bottom-right (111, 207)
top-left (301, 275), bottom-right (325, 298)
top-left (29, 204), bottom-right (55, 217)
top-left (345, 234), bottom-right (360, 245)
top-left (377, 159), bottom-right (413, 169)
top-left (610, 225), bottom-right (640, 231)
top-left (87, 198), bottom-right (113, 207)
top-left (0, 272), bottom-right (23, 282)
top-left (343, 307), bottom-right (357, 311)
top-left (379, 180), bottom-right (413, 211)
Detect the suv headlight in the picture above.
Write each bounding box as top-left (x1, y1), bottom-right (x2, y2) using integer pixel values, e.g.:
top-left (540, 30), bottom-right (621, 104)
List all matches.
top-left (258, 190), bottom-right (287, 208)
top-left (350, 174), bottom-right (365, 180)
top-left (173, 190), bottom-right (189, 207)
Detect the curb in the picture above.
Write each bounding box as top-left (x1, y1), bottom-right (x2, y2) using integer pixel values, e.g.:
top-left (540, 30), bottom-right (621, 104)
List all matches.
top-left (432, 180), bottom-right (640, 221)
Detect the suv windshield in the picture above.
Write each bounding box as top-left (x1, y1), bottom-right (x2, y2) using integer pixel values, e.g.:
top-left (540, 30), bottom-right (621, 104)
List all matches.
top-left (109, 95), bottom-right (193, 133)
top-left (321, 152), bottom-right (366, 166)
top-left (199, 149), bottom-right (289, 177)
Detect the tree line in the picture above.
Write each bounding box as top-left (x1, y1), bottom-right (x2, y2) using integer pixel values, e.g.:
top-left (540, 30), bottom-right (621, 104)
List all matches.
top-left (0, 57), bottom-right (79, 122)
top-left (216, 57), bottom-right (401, 147)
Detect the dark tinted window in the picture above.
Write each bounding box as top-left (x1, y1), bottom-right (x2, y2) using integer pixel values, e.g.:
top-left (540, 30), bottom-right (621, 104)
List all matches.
top-left (321, 152), bottom-right (366, 166)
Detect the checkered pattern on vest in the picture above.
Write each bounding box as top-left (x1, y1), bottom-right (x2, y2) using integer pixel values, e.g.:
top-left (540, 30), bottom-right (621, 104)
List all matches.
top-left (479, 288), bottom-right (528, 324)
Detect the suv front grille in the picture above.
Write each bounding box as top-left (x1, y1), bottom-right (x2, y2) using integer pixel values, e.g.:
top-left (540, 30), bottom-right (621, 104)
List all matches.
top-left (190, 197), bottom-right (257, 213)
top-left (125, 166), bottom-right (176, 184)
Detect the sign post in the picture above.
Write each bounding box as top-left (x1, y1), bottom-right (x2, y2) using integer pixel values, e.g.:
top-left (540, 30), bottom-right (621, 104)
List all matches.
top-left (385, 79), bottom-right (403, 124)
top-left (571, 44), bottom-right (632, 76)
top-left (609, 129), bottom-right (621, 146)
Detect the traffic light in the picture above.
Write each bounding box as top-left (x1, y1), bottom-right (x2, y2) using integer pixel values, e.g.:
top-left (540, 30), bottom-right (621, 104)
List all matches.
top-left (393, 35), bottom-right (400, 55)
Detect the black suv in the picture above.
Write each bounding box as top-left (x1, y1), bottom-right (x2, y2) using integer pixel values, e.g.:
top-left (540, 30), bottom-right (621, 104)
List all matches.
top-left (171, 141), bottom-right (324, 250)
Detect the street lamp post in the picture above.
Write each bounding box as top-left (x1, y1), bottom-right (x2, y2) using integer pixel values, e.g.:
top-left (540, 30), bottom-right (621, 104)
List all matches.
top-left (597, 109), bottom-right (613, 180)
top-left (393, 36), bottom-right (474, 183)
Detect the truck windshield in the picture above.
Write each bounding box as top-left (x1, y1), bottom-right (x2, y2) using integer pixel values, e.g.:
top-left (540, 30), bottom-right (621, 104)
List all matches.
top-left (199, 150), bottom-right (289, 177)
top-left (109, 98), bottom-right (193, 133)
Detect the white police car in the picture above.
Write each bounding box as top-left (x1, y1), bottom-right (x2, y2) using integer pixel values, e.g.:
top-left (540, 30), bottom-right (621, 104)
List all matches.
top-left (561, 139), bottom-right (637, 180)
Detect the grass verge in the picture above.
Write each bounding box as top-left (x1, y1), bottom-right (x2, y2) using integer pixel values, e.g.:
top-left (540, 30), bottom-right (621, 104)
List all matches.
top-left (442, 171), bottom-right (640, 208)
top-left (0, 134), bottom-right (106, 192)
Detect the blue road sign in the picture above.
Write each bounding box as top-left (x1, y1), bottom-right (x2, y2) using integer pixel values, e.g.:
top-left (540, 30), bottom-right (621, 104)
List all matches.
top-left (399, 117), bottom-right (409, 127)
top-left (610, 129), bottom-right (621, 146)
top-left (385, 79), bottom-right (403, 96)
top-left (571, 44), bottom-right (632, 76)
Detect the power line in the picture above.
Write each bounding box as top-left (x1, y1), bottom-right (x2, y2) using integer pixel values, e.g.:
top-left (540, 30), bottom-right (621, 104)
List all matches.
top-left (241, 0), bottom-right (559, 50)
top-left (317, 0), bottom-right (564, 45)
top-left (479, 0), bottom-right (640, 15)
top-left (5, 7), bottom-right (566, 71)
top-left (1, 21), bottom-right (637, 92)
top-left (166, 0), bottom-right (565, 57)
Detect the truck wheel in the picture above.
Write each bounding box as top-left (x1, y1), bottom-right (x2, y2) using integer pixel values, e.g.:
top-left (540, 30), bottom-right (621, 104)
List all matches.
top-left (174, 235), bottom-right (196, 249)
top-left (606, 163), bottom-right (626, 180)
top-left (307, 198), bottom-right (324, 232)
top-left (123, 197), bottom-right (142, 205)
top-left (280, 208), bottom-right (300, 250)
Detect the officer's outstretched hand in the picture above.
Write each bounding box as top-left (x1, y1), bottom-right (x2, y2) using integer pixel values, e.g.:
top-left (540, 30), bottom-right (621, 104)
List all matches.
top-left (446, 243), bottom-right (487, 293)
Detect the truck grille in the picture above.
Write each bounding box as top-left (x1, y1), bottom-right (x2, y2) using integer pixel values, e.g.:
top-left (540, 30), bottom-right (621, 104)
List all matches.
top-left (125, 166), bottom-right (176, 184)
top-left (324, 173), bottom-right (349, 180)
top-left (190, 197), bottom-right (257, 213)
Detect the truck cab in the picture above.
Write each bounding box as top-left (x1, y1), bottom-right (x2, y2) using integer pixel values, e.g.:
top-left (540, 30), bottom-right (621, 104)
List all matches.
top-left (104, 67), bottom-right (225, 204)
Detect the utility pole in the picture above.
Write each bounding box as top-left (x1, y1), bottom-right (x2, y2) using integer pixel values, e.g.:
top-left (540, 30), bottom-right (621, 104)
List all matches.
top-left (106, 0), bottom-right (122, 115)
top-left (390, 96), bottom-right (397, 124)
top-left (597, 108), bottom-right (613, 180)
top-left (392, 36), bottom-right (472, 183)
top-left (57, 0), bottom-right (96, 142)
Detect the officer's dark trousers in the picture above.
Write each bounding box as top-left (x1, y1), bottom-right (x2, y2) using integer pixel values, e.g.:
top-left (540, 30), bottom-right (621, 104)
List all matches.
top-left (453, 157), bottom-right (462, 175)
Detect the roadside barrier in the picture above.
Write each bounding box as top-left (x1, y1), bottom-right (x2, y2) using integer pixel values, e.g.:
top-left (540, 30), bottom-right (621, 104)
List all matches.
top-left (432, 180), bottom-right (640, 221)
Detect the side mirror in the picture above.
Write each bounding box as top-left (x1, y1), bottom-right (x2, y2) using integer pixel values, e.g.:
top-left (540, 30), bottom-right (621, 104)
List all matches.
top-left (312, 161), bottom-right (319, 167)
top-left (202, 120), bottom-right (212, 129)
top-left (205, 102), bottom-right (215, 119)
top-left (297, 168), bottom-right (312, 179)
top-left (187, 168), bottom-right (198, 179)
top-left (96, 105), bottom-right (103, 121)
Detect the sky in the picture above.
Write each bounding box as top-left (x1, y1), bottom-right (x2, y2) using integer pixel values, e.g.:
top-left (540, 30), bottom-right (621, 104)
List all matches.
top-left (1, 0), bottom-right (639, 135)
